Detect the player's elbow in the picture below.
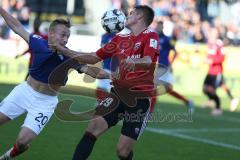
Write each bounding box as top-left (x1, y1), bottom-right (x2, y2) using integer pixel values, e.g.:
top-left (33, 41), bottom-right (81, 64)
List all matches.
top-left (89, 59), bottom-right (100, 65)
top-left (97, 72), bottom-right (109, 79)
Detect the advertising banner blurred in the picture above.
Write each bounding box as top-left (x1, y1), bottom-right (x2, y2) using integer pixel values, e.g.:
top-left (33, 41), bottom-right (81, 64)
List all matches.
top-left (0, 39), bottom-right (239, 96)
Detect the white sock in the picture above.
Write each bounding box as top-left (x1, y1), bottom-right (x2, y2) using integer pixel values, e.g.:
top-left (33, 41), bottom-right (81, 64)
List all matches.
top-left (0, 148), bottom-right (13, 160)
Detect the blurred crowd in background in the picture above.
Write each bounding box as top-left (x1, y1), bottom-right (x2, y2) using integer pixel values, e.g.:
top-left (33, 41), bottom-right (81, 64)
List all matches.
top-left (112, 0), bottom-right (240, 46)
top-left (0, 0), bottom-right (240, 46)
top-left (0, 0), bottom-right (29, 39)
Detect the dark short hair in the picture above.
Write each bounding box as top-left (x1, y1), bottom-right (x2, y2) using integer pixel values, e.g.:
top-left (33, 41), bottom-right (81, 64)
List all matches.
top-left (134, 5), bottom-right (155, 26)
top-left (49, 18), bottom-right (71, 31)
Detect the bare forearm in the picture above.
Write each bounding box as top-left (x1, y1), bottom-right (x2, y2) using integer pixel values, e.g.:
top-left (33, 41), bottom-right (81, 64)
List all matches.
top-left (0, 8), bottom-right (22, 33)
top-left (96, 70), bottom-right (111, 79)
top-left (134, 57), bottom-right (152, 69)
top-left (61, 48), bottom-right (100, 64)
top-left (84, 66), bottom-right (110, 79)
top-left (0, 7), bottom-right (29, 42)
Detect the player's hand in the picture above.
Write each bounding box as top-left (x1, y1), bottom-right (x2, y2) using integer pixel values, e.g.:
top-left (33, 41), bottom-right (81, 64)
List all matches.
top-left (122, 58), bottom-right (135, 71)
top-left (49, 42), bottom-right (64, 54)
top-left (48, 42), bottom-right (57, 53)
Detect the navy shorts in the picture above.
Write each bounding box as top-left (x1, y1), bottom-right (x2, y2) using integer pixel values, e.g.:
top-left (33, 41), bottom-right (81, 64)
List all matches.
top-left (204, 74), bottom-right (225, 89)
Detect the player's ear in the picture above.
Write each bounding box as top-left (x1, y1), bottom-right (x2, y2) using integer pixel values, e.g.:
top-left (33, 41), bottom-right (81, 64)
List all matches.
top-left (137, 11), bottom-right (144, 20)
top-left (48, 29), bottom-right (56, 38)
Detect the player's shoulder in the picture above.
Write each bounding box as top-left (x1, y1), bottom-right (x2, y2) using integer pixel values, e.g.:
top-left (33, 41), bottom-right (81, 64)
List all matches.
top-left (143, 28), bottom-right (158, 36)
top-left (116, 28), bottom-right (131, 37)
top-left (29, 34), bottom-right (48, 51)
top-left (142, 28), bottom-right (159, 41)
top-left (30, 34), bottom-right (47, 44)
top-left (31, 34), bottom-right (44, 40)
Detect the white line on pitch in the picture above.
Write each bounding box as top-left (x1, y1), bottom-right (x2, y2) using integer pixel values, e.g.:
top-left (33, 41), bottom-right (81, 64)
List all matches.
top-left (146, 127), bottom-right (240, 151)
top-left (158, 128), bottom-right (240, 133)
top-left (194, 114), bottom-right (240, 124)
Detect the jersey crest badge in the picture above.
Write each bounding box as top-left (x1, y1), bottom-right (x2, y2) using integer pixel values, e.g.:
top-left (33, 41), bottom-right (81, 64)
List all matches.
top-left (134, 42), bottom-right (141, 50)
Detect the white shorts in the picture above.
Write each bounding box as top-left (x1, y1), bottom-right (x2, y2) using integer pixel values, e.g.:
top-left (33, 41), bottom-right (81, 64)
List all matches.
top-left (155, 67), bottom-right (174, 85)
top-left (96, 69), bottom-right (112, 92)
top-left (0, 82), bottom-right (58, 135)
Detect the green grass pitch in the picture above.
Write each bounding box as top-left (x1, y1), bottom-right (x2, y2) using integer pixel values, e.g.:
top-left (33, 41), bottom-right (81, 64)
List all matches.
top-left (0, 83), bottom-right (240, 160)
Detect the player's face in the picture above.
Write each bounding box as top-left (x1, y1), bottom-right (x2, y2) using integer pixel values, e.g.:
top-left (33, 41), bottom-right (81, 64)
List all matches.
top-left (49, 24), bottom-right (70, 46)
top-left (126, 9), bottom-right (140, 27)
top-left (208, 28), bottom-right (219, 43)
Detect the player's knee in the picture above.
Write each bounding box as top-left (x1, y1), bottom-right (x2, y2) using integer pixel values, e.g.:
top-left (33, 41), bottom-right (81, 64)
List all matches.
top-left (86, 117), bottom-right (108, 137)
top-left (203, 86), bottom-right (213, 94)
top-left (116, 145), bottom-right (131, 159)
top-left (203, 85), bottom-right (208, 92)
top-left (0, 115), bottom-right (11, 126)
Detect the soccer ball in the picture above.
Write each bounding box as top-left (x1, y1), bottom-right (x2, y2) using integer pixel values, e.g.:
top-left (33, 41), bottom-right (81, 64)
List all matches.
top-left (101, 9), bottom-right (126, 33)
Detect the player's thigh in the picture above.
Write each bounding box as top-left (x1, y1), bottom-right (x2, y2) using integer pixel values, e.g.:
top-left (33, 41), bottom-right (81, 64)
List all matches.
top-left (86, 115), bottom-right (109, 137)
top-left (95, 89), bottom-right (123, 128)
top-left (22, 110), bottom-right (54, 135)
top-left (16, 127), bottom-right (38, 146)
top-left (87, 90), bottom-right (123, 137)
top-left (116, 134), bottom-right (135, 156)
top-left (0, 96), bottom-right (26, 125)
top-left (203, 76), bottom-right (216, 91)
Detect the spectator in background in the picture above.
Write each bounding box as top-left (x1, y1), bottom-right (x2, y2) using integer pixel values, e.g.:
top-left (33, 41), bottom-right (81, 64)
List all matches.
top-left (0, 0), bottom-right (11, 38)
top-left (0, 0), bottom-right (29, 39)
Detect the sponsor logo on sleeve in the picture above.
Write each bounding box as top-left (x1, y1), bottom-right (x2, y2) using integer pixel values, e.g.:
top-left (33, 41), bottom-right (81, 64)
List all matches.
top-left (150, 39), bottom-right (157, 49)
top-left (32, 34), bottom-right (42, 39)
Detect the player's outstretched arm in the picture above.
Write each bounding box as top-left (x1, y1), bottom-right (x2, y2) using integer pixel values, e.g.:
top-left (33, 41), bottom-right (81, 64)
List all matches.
top-left (0, 7), bottom-right (29, 43)
top-left (51, 43), bottom-right (101, 64)
top-left (80, 65), bottom-right (110, 79)
top-left (123, 56), bottom-right (152, 71)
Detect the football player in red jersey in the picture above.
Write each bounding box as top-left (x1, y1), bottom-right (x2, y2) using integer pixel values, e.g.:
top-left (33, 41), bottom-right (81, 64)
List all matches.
top-left (53, 5), bottom-right (159, 160)
top-left (203, 28), bottom-right (234, 115)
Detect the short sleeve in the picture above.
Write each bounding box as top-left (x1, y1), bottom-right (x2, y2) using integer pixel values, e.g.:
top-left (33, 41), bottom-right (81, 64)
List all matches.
top-left (143, 32), bottom-right (159, 61)
top-left (96, 36), bottom-right (118, 60)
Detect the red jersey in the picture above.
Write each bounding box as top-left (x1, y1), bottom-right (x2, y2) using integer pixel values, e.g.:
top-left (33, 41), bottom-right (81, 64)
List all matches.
top-left (207, 40), bottom-right (225, 75)
top-left (96, 28), bottom-right (159, 92)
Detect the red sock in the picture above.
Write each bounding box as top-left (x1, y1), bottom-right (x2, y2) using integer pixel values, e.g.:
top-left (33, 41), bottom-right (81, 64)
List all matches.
top-left (168, 90), bottom-right (188, 104)
top-left (10, 144), bottom-right (21, 157)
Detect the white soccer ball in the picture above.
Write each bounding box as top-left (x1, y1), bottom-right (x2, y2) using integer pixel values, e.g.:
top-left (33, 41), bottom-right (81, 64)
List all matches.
top-left (101, 9), bottom-right (126, 33)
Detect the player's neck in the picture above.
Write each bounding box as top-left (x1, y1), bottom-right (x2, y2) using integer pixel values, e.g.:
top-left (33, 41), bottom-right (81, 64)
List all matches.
top-left (130, 24), bottom-right (147, 36)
